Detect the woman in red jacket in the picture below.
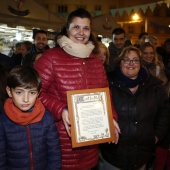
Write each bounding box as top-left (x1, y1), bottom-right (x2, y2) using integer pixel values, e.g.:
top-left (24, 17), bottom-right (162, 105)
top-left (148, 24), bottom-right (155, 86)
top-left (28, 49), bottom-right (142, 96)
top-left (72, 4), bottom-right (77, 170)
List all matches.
top-left (34, 8), bottom-right (119, 170)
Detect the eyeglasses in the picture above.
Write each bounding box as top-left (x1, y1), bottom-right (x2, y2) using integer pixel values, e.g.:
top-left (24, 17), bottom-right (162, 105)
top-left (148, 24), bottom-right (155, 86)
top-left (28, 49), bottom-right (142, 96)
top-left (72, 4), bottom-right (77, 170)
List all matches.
top-left (122, 58), bottom-right (140, 64)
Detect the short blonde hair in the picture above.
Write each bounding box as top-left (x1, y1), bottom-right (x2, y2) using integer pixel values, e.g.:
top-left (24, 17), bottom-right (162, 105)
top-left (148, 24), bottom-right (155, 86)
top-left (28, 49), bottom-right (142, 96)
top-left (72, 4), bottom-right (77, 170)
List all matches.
top-left (140, 42), bottom-right (160, 65)
top-left (115, 46), bottom-right (142, 66)
top-left (97, 42), bottom-right (109, 65)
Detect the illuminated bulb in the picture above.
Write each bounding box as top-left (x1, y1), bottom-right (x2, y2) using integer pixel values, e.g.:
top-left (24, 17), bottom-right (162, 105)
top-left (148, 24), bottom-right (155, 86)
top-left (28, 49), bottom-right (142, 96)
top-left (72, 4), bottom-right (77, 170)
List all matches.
top-left (132, 13), bottom-right (139, 20)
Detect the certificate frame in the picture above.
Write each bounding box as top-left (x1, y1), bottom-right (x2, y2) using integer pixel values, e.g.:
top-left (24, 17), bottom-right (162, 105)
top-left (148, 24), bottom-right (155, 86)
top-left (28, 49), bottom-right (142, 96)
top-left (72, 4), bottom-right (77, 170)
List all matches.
top-left (67, 87), bottom-right (115, 148)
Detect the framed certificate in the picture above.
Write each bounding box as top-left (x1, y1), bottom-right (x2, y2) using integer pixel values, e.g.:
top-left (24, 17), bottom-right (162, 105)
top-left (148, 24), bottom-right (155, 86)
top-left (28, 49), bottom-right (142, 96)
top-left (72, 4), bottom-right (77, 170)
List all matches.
top-left (67, 87), bottom-right (115, 148)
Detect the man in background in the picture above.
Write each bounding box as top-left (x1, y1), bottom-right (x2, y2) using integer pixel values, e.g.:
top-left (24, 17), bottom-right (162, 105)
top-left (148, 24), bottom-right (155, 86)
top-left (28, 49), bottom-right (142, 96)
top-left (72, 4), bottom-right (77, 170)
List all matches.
top-left (22, 29), bottom-right (50, 66)
top-left (134, 32), bottom-right (148, 48)
top-left (106, 27), bottom-right (127, 72)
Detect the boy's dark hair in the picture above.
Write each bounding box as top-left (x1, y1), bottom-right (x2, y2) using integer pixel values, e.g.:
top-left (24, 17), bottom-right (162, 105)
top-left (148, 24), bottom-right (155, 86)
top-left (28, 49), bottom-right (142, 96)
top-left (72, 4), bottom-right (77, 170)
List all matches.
top-left (112, 27), bottom-right (125, 35)
top-left (32, 29), bottom-right (47, 40)
top-left (7, 66), bottom-right (42, 92)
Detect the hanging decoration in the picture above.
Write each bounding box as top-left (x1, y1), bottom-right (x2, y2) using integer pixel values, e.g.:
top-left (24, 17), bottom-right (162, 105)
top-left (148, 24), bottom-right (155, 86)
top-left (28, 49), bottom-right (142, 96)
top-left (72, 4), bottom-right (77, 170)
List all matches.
top-left (8, 0), bottom-right (30, 16)
top-left (110, 1), bottom-right (169, 16)
top-left (103, 17), bottom-right (112, 30)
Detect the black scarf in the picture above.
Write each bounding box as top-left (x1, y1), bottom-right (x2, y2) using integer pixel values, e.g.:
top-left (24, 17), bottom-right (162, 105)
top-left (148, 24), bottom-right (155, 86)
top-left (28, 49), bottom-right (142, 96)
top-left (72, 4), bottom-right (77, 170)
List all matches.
top-left (30, 44), bottom-right (50, 57)
top-left (142, 60), bottom-right (155, 73)
top-left (114, 67), bottom-right (148, 88)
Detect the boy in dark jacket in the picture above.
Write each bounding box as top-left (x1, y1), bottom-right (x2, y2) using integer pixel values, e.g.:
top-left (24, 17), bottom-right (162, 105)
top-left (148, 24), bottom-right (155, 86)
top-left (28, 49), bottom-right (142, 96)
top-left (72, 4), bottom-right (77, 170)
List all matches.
top-left (0, 65), bottom-right (61, 170)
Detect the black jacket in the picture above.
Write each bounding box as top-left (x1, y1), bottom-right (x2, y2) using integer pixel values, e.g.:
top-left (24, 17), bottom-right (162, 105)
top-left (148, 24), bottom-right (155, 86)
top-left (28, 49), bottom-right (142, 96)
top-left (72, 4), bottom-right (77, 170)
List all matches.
top-left (22, 44), bottom-right (50, 66)
top-left (0, 53), bottom-right (14, 69)
top-left (101, 73), bottom-right (170, 170)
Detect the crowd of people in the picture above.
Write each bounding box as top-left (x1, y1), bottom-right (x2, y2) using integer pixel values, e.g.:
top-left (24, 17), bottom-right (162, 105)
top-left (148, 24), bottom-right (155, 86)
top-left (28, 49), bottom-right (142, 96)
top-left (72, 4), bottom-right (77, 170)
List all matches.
top-left (0, 7), bottom-right (170, 170)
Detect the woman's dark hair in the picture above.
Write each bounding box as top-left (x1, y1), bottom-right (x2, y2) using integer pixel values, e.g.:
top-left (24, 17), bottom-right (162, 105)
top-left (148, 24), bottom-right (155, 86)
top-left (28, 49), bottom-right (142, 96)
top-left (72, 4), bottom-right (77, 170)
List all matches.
top-left (0, 63), bottom-right (9, 110)
top-left (7, 65), bottom-right (42, 92)
top-left (55, 8), bottom-right (99, 54)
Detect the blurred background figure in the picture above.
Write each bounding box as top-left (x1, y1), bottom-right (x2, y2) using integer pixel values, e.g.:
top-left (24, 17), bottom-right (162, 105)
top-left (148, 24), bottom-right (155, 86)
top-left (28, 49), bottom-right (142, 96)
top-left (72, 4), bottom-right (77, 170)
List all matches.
top-left (8, 42), bottom-right (21, 58)
top-left (0, 63), bottom-right (9, 111)
top-left (32, 52), bottom-right (42, 66)
top-left (97, 42), bottom-right (109, 70)
top-left (10, 42), bottom-right (23, 66)
top-left (22, 30), bottom-right (49, 66)
top-left (11, 41), bottom-right (32, 66)
top-left (125, 39), bottom-right (132, 47)
top-left (107, 27), bottom-right (127, 72)
top-left (20, 41), bottom-right (32, 65)
top-left (157, 38), bottom-right (170, 83)
top-left (145, 35), bottom-right (163, 62)
top-left (140, 42), bottom-right (168, 88)
top-left (145, 35), bottom-right (158, 47)
top-left (0, 52), bottom-right (14, 69)
top-left (20, 41), bottom-right (32, 58)
top-left (134, 32), bottom-right (148, 48)
top-left (157, 38), bottom-right (170, 65)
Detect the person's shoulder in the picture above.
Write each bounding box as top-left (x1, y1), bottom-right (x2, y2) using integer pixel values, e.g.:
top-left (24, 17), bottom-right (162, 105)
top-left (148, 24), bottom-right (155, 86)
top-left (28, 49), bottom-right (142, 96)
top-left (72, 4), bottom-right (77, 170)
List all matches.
top-left (0, 110), bottom-right (10, 123)
top-left (158, 60), bottom-right (165, 68)
top-left (0, 53), bottom-right (12, 62)
top-left (146, 73), bottom-right (164, 86)
top-left (106, 71), bottom-right (117, 84)
top-left (156, 46), bottom-right (165, 55)
top-left (43, 47), bottom-right (63, 56)
top-left (11, 53), bottom-right (22, 59)
top-left (0, 53), bottom-right (7, 57)
top-left (24, 53), bottom-right (32, 60)
top-left (108, 42), bottom-right (114, 48)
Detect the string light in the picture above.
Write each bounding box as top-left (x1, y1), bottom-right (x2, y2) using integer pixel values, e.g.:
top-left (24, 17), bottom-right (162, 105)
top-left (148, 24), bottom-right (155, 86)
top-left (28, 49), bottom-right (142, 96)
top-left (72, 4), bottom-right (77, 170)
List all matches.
top-left (132, 13), bottom-right (139, 21)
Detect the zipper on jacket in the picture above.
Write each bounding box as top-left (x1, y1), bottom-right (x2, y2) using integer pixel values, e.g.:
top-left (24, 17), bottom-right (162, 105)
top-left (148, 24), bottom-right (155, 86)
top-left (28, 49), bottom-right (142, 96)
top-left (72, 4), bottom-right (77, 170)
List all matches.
top-left (26, 125), bottom-right (34, 170)
top-left (82, 58), bottom-right (85, 65)
top-left (82, 58), bottom-right (88, 87)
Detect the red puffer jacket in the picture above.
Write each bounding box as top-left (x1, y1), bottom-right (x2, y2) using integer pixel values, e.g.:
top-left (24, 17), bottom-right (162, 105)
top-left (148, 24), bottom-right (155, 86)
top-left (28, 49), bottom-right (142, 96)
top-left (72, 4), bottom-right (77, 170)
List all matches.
top-left (35, 47), bottom-right (117, 170)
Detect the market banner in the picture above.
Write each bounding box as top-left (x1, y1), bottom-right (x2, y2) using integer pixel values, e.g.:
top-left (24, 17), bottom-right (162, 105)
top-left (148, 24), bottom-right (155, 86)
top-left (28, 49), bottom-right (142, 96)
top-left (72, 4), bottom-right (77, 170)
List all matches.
top-left (110, 1), bottom-right (168, 16)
